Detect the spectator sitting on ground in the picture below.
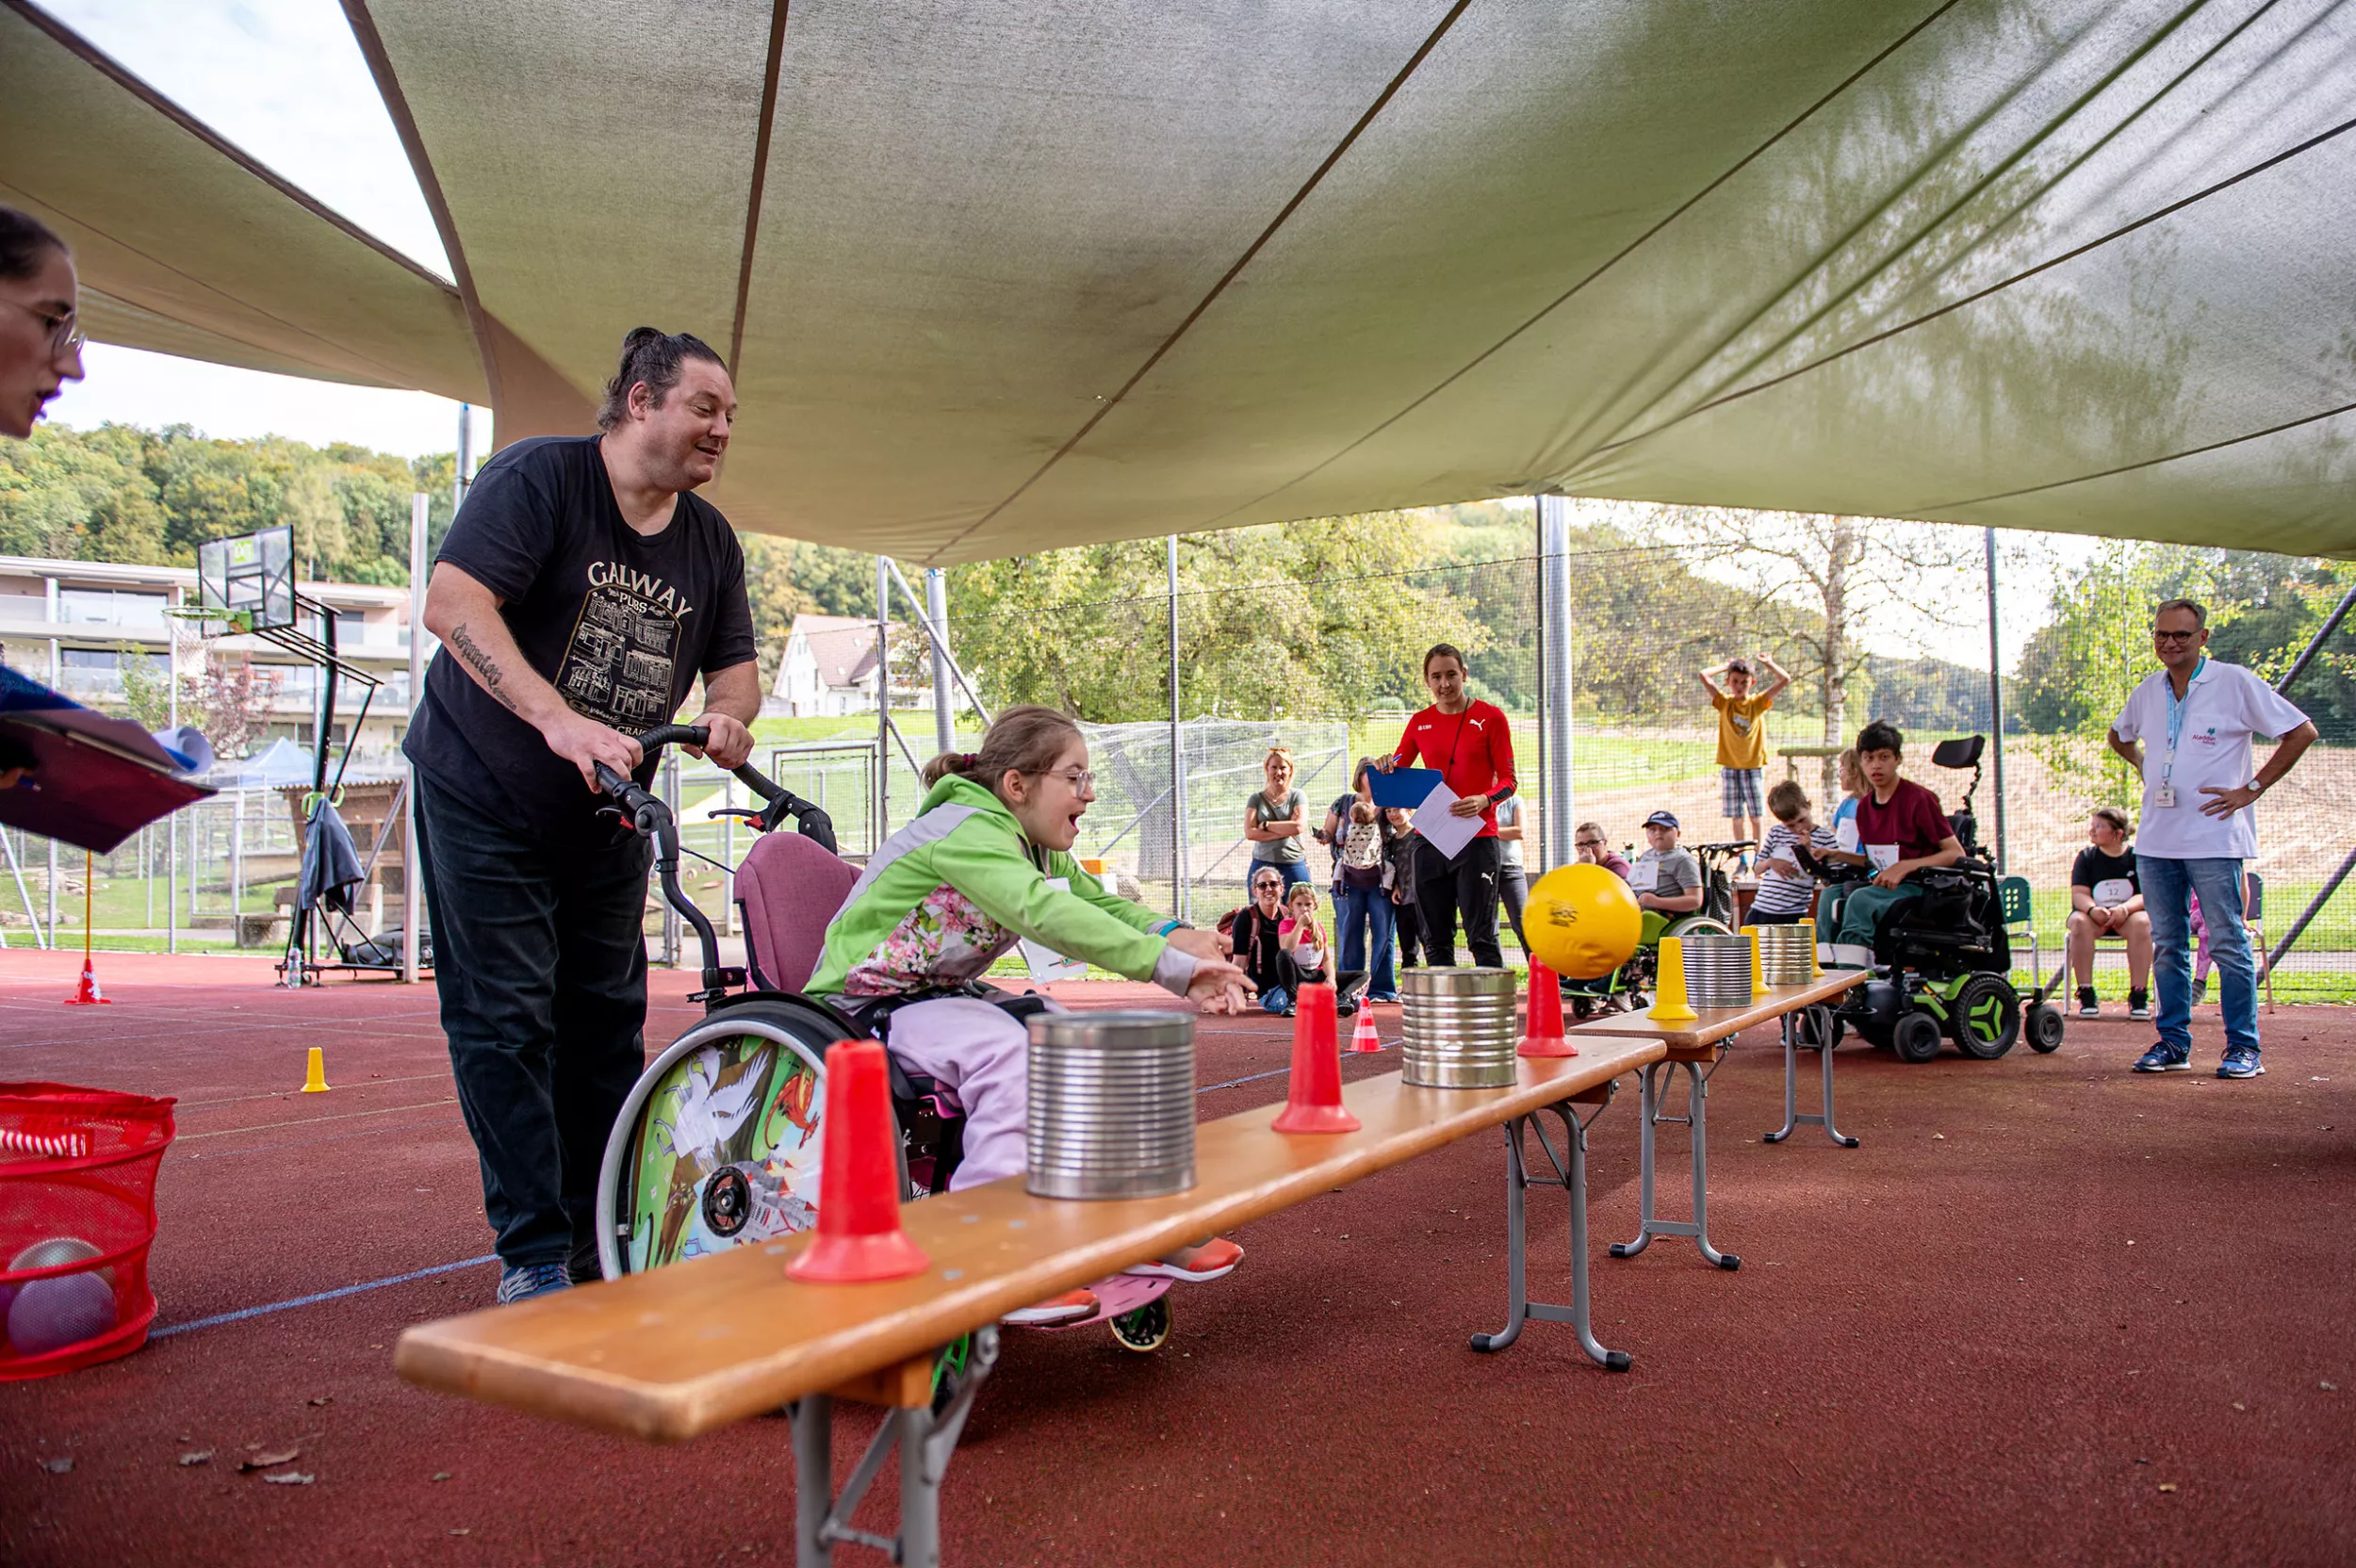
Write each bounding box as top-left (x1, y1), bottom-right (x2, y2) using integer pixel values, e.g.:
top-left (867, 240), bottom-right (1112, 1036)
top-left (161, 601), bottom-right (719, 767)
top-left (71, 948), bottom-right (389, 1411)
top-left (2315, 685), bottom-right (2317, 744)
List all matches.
top-left (1222, 866), bottom-right (1296, 1015)
top-left (1243, 745), bottom-right (1309, 891)
top-left (1750, 781), bottom-right (1851, 924)
top-left (2069, 806), bottom-right (2151, 1021)
top-left (1628, 809), bottom-right (1703, 945)
top-left (1815, 720), bottom-right (1964, 969)
top-left (1699, 654), bottom-right (1791, 870)
top-left (1575, 821), bottom-right (1631, 880)
top-left (1279, 883), bottom-right (1365, 1014)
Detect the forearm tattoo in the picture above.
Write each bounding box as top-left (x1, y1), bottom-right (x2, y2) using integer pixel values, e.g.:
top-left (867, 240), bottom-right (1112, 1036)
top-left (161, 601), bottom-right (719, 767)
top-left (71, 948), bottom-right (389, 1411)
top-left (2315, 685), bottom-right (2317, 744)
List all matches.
top-left (448, 623), bottom-right (518, 713)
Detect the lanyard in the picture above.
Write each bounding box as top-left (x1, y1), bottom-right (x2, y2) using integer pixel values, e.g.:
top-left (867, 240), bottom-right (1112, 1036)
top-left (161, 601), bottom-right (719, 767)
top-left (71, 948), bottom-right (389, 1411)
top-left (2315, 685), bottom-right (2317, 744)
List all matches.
top-left (2161, 656), bottom-right (2206, 786)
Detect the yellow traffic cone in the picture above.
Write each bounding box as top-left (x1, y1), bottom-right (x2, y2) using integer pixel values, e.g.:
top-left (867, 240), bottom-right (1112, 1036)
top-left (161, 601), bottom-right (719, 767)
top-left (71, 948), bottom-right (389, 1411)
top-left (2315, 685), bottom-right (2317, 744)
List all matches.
top-left (1742, 924), bottom-right (1769, 998)
top-left (301, 1047), bottom-right (331, 1093)
top-left (1648, 937), bottom-right (1699, 1022)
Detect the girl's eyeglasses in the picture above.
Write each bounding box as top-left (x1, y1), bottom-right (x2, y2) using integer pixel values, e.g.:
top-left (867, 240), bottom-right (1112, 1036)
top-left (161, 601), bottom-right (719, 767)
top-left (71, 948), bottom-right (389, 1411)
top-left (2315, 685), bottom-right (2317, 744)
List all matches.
top-left (1034, 767), bottom-right (1096, 792)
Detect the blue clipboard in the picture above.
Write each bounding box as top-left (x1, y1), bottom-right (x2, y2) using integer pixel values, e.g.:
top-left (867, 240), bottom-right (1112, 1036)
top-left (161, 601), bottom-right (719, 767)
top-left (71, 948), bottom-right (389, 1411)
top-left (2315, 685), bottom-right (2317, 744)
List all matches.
top-left (1368, 766), bottom-right (1444, 809)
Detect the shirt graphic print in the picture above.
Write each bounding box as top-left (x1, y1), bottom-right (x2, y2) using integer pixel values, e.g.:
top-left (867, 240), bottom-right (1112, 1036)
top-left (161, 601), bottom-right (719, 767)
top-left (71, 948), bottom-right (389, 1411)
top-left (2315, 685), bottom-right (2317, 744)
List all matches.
top-left (556, 564), bottom-right (693, 729)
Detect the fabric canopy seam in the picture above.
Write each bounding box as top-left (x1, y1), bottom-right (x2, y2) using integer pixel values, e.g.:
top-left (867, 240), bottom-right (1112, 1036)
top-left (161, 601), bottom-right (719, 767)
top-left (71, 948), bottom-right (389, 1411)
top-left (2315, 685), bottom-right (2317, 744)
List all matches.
top-left (1579, 111), bottom-right (2356, 466)
top-left (1906, 398), bottom-right (2356, 517)
top-left (1588, 0), bottom-right (2249, 468)
top-left (729, 0), bottom-right (792, 374)
top-left (931, 0), bottom-right (1478, 564)
top-left (338, 0), bottom-right (503, 412)
top-left (1188, 0), bottom-right (1970, 535)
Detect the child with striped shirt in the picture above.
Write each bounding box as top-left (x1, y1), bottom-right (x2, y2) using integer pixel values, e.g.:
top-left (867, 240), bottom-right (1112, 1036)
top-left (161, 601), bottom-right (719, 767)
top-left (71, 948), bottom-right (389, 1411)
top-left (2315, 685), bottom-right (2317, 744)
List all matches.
top-left (1751, 780), bottom-right (1855, 923)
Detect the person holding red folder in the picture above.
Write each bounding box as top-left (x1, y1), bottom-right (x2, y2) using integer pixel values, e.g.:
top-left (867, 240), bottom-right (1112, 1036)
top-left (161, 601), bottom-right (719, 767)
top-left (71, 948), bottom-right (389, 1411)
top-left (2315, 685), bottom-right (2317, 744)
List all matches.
top-left (1377, 643), bottom-right (1516, 967)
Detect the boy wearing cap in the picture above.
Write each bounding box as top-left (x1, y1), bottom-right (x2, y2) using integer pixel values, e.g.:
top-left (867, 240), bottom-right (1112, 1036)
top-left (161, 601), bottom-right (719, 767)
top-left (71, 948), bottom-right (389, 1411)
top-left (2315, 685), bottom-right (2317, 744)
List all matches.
top-left (1628, 810), bottom-right (1703, 945)
top-left (1700, 655), bottom-right (1791, 867)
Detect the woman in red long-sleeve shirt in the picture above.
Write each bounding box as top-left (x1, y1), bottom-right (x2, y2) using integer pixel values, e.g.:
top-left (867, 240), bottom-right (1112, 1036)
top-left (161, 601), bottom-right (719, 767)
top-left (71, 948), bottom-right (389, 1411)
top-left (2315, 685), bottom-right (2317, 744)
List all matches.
top-left (1378, 643), bottom-right (1516, 968)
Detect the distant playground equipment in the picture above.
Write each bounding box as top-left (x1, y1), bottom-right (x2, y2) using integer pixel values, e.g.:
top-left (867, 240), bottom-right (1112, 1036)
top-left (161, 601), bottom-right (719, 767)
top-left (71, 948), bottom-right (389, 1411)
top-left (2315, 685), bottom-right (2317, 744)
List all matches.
top-left (1816, 736), bottom-right (2067, 1064)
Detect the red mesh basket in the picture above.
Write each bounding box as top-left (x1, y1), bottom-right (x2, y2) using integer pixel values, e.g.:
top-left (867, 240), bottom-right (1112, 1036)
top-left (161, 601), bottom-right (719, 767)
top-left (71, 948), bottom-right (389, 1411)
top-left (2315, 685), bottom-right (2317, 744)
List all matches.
top-left (0, 1082), bottom-right (175, 1380)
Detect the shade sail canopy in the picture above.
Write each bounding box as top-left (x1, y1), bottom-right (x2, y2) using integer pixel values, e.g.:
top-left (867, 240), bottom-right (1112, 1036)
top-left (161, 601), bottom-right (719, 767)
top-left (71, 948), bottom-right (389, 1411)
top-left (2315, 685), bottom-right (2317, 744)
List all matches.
top-left (8, 0), bottom-right (2352, 561)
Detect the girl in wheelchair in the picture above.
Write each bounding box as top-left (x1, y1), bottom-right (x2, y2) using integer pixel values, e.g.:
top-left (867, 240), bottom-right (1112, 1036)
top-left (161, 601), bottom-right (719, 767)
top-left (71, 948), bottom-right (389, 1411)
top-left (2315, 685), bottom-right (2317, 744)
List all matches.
top-left (806, 706), bottom-right (1253, 1324)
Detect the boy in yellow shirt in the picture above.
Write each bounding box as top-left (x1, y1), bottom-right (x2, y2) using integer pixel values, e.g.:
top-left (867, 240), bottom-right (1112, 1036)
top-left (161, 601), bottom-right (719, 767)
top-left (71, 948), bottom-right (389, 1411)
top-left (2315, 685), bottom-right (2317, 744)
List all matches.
top-left (1699, 655), bottom-right (1791, 870)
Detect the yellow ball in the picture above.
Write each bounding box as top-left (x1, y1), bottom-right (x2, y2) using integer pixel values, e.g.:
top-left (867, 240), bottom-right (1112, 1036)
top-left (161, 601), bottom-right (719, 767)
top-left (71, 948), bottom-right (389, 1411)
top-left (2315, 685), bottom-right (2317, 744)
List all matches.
top-left (1526, 863), bottom-right (1643, 980)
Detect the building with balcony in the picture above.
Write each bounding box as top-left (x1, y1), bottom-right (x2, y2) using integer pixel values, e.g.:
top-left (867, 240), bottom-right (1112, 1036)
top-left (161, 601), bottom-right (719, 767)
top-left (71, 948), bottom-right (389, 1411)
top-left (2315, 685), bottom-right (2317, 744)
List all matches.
top-left (0, 554), bottom-right (424, 770)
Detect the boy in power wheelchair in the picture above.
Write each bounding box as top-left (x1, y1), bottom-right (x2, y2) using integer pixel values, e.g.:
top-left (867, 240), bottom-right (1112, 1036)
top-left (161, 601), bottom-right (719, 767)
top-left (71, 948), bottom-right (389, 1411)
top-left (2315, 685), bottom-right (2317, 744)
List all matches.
top-left (1816, 723), bottom-right (2063, 1061)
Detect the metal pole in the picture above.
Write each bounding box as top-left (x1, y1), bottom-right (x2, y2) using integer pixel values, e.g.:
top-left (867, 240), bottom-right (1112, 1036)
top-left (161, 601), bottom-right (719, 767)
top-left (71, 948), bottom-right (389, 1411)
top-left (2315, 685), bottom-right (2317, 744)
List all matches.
top-left (926, 568), bottom-right (955, 755)
top-left (661, 752), bottom-right (681, 967)
top-left (1168, 536), bottom-right (1187, 923)
top-left (168, 585), bottom-right (180, 955)
top-left (1536, 497), bottom-right (1576, 873)
top-left (2275, 579), bottom-right (2356, 697)
top-left (885, 559), bottom-right (992, 725)
top-left (1983, 527), bottom-right (2008, 874)
top-left (403, 493), bottom-right (429, 982)
top-left (875, 556), bottom-right (891, 845)
top-left (455, 402), bottom-right (474, 514)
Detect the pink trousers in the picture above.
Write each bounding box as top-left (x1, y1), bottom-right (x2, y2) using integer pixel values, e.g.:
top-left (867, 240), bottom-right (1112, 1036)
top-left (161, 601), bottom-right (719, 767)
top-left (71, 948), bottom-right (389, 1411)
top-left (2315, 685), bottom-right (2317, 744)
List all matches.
top-left (883, 995), bottom-right (1049, 1192)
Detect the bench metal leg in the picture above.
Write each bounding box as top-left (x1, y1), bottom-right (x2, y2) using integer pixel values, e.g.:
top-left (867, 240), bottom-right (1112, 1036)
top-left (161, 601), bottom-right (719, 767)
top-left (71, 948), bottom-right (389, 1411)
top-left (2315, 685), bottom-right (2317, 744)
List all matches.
top-left (1612, 1059), bottom-right (1741, 1270)
top-left (1469, 1091), bottom-right (1630, 1371)
top-left (790, 1328), bottom-right (1000, 1567)
top-left (1764, 1005), bottom-right (1857, 1149)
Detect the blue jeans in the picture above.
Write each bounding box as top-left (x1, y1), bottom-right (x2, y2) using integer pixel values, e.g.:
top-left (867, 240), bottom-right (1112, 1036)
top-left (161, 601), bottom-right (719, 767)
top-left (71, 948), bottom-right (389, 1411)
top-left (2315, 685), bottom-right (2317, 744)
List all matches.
top-left (2141, 856), bottom-right (2259, 1054)
top-left (415, 776), bottom-right (654, 1269)
top-left (1250, 858), bottom-right (1309, 892)
top-left (1335, 882), bottom-right (1397, 997)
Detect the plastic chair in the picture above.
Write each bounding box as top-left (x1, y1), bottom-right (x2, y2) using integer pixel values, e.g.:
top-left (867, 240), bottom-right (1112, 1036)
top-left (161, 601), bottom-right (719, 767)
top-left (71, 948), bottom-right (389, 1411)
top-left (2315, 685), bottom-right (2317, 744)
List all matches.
top-left (734, 831), bottom-right (859, 991)
top-left (1998, 875), bottom-right (2042, 995)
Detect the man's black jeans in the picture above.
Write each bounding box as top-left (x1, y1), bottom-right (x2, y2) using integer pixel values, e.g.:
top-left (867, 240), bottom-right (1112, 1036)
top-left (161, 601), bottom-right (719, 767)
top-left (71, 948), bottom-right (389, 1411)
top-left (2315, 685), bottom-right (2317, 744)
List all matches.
top-left (415, 775), bottom-right (652, 1270)
top-left (1415, 834), bottom-right (1503, 968)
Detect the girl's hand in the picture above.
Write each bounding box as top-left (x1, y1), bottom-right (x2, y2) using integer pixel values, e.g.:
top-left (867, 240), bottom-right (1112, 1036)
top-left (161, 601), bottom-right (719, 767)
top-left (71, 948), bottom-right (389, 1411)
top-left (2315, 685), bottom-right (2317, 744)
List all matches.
top-left (1186, 958), bottom-right (1251, 1014)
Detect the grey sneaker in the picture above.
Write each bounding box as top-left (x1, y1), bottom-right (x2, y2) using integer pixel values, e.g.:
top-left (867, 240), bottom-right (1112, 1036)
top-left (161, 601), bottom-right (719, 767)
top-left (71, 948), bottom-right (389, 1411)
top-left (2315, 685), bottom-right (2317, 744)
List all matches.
top-left (2133, 1042), bottom-right (2191, 1073)
top-left (498, 1262), bottom-right (573, 1304)
top-left (2217, 1047), bottom-right (2265, 1080)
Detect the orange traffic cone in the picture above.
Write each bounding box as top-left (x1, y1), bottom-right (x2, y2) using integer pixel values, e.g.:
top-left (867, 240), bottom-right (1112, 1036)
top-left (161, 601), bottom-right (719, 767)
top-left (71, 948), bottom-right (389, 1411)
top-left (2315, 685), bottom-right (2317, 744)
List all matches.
top-left (64, 957), bottom-right (107, 1006)
top-left (1347, 1001), bottom-right (1383, 1054)
top-left (1517, 960), bottom-right (1577, 1058)
top-left (788, 1040), bottom-right (930, 1283)
top-left (1272, 983), bottom-right (1360, 1134)
top-left (64, 852), bottom-right (108, 1005)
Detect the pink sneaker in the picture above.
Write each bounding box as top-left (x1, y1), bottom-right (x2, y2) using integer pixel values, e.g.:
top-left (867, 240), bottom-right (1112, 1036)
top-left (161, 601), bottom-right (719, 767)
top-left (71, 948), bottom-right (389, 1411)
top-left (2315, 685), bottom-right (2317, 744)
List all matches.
top-left (1123, 1237), bottom-right (1243, 1282)
top-left (1002, 1287), bottom-right (1097, 1327)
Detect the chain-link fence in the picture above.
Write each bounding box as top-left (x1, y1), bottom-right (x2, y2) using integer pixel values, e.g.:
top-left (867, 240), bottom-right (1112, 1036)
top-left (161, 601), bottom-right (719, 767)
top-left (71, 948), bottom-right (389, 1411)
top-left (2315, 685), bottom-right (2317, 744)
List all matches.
top-left (18, 522), bottom-right (2353, 1002)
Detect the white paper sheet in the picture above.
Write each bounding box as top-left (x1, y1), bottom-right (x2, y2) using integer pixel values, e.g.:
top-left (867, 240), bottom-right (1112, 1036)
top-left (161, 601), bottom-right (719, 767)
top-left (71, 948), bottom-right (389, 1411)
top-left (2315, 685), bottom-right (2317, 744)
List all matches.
top-left (1020, 874), bottom-right (1088, 981)
top-left (1410, 781), bottom-right (1483, 862)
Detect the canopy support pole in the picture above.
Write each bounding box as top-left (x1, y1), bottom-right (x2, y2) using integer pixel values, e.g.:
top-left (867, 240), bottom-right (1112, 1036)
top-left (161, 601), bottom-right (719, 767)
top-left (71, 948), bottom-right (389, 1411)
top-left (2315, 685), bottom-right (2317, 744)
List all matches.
top-left (876, 557), bottom-right (891, 845)
top-left (1168, 536), bottom-right (1187, 924)
top-left (404, 492), bottom-right (429, 983)
top-left (1537, 497), bottom-right (1575, 873)
top-left (926, 568), bottom-right (955, 755)
top-left (1984, 528), bottom-right (2008, 874)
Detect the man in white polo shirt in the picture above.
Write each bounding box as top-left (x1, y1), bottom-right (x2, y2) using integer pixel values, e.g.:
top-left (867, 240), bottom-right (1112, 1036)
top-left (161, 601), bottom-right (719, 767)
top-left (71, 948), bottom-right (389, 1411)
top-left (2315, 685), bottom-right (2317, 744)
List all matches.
top-left (2108, 598), bottom-right (2316, 1079)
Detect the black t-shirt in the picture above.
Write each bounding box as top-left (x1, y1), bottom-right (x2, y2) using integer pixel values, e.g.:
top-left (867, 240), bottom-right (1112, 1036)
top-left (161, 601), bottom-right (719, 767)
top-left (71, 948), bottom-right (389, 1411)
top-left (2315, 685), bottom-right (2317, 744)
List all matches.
top-left (2070, 845), bottom-right (2139, 906)
top-left (403, 436), bottom-right (758, 840)
top-left (1230, 905), bottom-right (1288, 990)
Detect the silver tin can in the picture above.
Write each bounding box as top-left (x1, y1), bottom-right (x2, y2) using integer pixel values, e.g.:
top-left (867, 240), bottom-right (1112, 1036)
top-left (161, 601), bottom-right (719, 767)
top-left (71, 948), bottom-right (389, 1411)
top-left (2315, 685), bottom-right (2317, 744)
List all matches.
top-left (1676, 933), bottom-right (1756, 1009)
top-left (1753, 923), bottom-right (1816, 988)
top-left (1025, 1009), bottom-right (1197, 1200)
top-left (1399, 966), bottom-right (1519, 1088)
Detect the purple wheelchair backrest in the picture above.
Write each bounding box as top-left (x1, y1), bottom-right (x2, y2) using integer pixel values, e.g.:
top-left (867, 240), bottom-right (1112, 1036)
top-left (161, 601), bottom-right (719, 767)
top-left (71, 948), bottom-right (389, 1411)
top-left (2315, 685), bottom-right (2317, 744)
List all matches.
top-left (735, 831), bottom-right (859, 991)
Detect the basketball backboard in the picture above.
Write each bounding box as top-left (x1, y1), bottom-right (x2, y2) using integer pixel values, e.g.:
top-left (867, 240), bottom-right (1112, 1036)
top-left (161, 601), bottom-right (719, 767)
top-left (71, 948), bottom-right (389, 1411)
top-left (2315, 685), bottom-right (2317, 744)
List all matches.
top-left (196, 526), bottom-right (295, 632)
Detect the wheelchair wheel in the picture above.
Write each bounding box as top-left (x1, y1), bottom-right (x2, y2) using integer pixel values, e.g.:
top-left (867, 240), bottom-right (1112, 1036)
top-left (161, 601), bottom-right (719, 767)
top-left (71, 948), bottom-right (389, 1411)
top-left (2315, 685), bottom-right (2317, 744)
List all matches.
top-left (2024, 1001), bottom-right (2067, 1054)
top-left (1891, 1011), bottom-right (1944, 1064)
top-left (1946, 974), bottom-right (2020, 1060)
top-left (595, 997), bottom-right (846, 1280)
top-left (1108, 1296), bottom-right (1171, 1353)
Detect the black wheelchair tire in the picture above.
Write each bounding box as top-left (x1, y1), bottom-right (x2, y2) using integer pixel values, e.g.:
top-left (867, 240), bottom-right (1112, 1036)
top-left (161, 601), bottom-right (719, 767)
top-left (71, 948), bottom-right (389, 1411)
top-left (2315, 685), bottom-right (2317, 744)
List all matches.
top-left (1891, 1011), bottom-right (1944, 1064)
top-left (2025, 1002), bottom-right (2067, 1054)
top-left (1946, 973), bottom-right (2021, 1060)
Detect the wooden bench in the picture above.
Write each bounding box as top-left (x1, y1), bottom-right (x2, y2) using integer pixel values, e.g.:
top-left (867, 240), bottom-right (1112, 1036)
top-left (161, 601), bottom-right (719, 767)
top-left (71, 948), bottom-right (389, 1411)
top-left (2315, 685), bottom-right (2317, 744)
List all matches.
top-left (397, 1038), bottom-right (1666, 1565)
top-left (1571, 972), bottom-right (1864, 1268)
